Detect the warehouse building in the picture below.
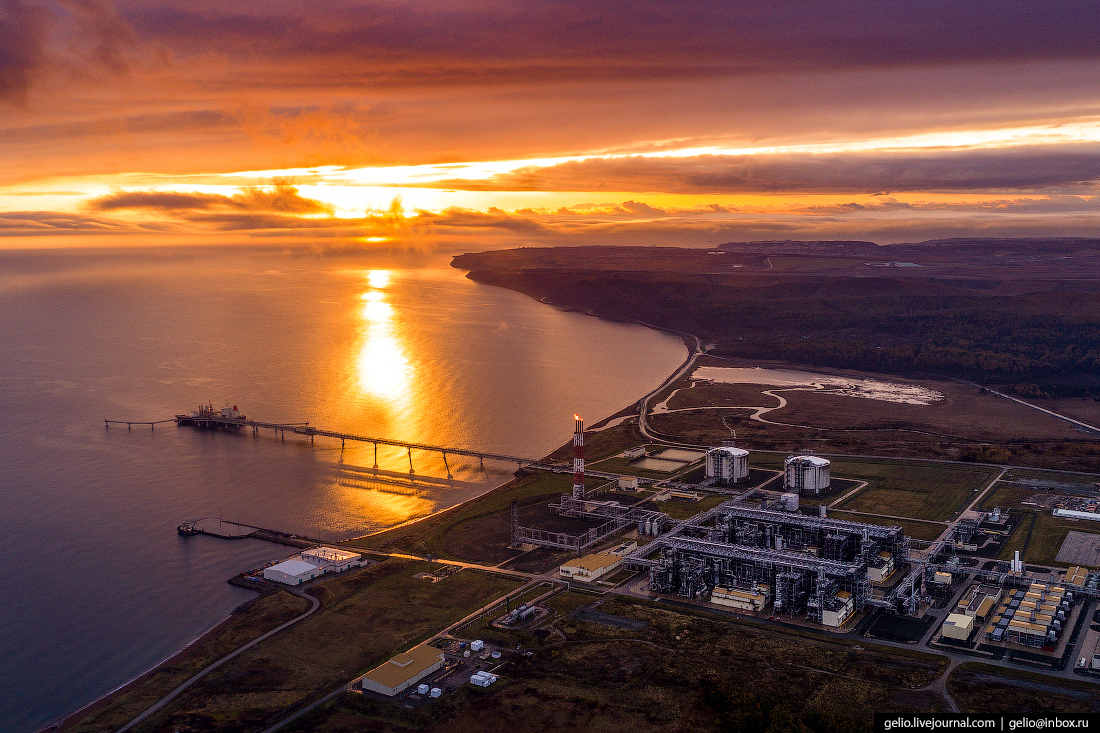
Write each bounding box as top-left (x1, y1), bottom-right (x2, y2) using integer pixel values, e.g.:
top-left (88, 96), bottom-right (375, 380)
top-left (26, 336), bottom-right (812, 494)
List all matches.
top-left (941, 613), bottom-right (975, 641)
top-left (301, 546), bottom-right (364, 573)
top-left (559, 552), bottom-right (622, 581)
top-left (263, 559), bottom-right (322, 585)
top-left (357, 644), bottom-right (446, 696)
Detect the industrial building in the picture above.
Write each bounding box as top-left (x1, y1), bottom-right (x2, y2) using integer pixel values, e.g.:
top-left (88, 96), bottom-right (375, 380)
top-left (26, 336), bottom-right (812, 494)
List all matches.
top-left (628, 499), bottom-right (913, 624)
top-left (301, 546), bottom-right (364, 573)
top-left (706, 446), bottom-right (749, 485)
top-left (618, 476), bottom-right (639, 491)
top-left (821, 590), bottom-right (855, 628)
top-left (867, 551), bottom-right (896, 583)
top-left (357, 644), bottom-right (446, 696)
top-left (1065, 566), bottom-right (1089, 588)
top-left (941, 613), bottom-right (975, 641)
top-left (559, 552), bottom-right (622, 581)
top-left (710, 584), bottom-right (770, 611)
top-left (956, 585), bottom-right (1003, 622)
top-left (784, 455), bottom-right (831, 495)
top-left (984, 582), bottom-right (1071, 648)
top-left (262, 547), bottom-right (365, 585)
top-left (263, 559), bottom-right (322, 585)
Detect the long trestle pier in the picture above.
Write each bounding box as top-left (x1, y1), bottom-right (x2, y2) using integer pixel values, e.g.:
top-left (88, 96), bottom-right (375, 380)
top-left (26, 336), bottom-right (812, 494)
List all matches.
top-left (108, 412), bottom-right (548, 478)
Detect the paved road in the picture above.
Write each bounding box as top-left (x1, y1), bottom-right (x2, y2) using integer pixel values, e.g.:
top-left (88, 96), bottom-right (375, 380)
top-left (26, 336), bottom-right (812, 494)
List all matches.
top-left (637, 335), bottom-right (706, 446)
top-left (954, 379), bottom-right (1100, 437)
top-left (116, 589), bottom-right (321, 733)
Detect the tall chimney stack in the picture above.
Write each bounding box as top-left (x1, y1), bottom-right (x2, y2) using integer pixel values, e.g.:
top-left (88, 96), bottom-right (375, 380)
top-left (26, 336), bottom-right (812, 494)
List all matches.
top-left (572, 415), bottom-right (585, 499)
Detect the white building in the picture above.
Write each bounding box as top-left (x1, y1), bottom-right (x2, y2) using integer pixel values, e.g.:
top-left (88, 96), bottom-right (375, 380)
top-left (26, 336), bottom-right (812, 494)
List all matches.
top-left (618, 476), bottom-right (639, 491)
top-left (821, 590), bottom-right (855, 628)
top-left (868, 551), bottom-right (896, 583)
top-left (263, 559), bottom-right (322, 585)
top-left (784, 455), bottom-right (831, 495)
top-left (301, 546), bottom-right (364, 573)
top-left (779, 492), bottom-right (800, 512)
top-left (706, 446), bottom-right (750, 485)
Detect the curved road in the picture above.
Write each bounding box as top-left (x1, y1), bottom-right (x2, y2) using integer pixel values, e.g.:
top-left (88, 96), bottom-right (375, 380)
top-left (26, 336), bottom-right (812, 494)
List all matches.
top-left (116, 590), bottom-right (321, 733)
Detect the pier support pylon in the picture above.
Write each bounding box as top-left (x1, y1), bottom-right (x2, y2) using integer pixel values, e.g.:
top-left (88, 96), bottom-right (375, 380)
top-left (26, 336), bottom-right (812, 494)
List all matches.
top-left (407, 446), bottom-right (415, 475)
top-left (373, 443), bottom-right (378, 469)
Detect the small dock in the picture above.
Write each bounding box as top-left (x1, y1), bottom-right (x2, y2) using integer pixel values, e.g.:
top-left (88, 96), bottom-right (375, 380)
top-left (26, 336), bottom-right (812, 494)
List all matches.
top-left (178, 518), bottom-right (323, 549)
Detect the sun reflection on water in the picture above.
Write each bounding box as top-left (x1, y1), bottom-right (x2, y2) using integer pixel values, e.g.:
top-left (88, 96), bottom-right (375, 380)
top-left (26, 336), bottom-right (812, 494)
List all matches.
top-left (356, 270), bottom-right (410, 403)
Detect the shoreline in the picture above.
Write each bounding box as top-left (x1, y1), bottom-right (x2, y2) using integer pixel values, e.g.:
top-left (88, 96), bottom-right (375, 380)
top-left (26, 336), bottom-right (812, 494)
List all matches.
top-left (43, 293), bottom-right (693, 732)
top-left (43, 611), bottom-right (239, 732)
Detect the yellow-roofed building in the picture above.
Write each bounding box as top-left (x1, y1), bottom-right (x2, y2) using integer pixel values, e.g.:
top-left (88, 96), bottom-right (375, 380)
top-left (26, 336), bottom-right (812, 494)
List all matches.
top-left (559, 552), bottom-right (622, 581)
top-left (357, 644), bottom-right (445, 696)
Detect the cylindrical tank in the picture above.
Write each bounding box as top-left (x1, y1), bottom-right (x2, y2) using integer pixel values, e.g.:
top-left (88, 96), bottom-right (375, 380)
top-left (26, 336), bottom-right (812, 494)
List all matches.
top-left (706, 446), bottom-right (750, 485)
top-left (784, 455), bottom-right (831, 495)
top-left (645, 519), bottom-right (653, 535)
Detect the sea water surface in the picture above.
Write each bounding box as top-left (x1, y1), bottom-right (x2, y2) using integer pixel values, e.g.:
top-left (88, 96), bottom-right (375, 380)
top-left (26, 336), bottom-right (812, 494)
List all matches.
top-left (0, 246), bottom-right (686, 732)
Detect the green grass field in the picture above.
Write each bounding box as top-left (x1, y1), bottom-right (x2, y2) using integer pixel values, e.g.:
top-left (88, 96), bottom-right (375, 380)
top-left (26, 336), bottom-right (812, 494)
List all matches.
top-left (827, 511), bottom-right (947, 542)
top-left (654, 494), bottom-right (728, 520)
top-left (996, 510), bottom-right (1094, 566)
top-left (832, 460), bottom-right (996, 521)
top-left (976, 482), bottom-right (1037, 511)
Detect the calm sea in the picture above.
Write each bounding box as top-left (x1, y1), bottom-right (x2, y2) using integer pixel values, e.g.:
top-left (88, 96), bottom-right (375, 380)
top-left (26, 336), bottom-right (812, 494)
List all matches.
top-left (0, 246), bottom-right (686, 733)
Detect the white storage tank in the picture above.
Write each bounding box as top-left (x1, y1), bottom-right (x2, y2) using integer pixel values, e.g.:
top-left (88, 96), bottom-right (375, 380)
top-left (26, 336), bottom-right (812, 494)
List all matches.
top-left (706, 446), bottom-right (750, 485)
top-left (784, 455), bottom-right (831, 496)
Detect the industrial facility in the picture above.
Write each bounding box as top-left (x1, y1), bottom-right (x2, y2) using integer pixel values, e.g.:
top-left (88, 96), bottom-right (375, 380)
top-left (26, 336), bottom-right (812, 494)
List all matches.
top-left (261, 547), bottom-right (365, 585)
top-left (625, 499), bottom-right (914, 625)
top-left (784, 455), bottom-right (831, 495)
top-left (355, 644), bottom-right (446, 696)
top-left (559, 552), bottom-right (623, 582)
top-left (706, 446), bottom-right (749, 485)
top-left (984, 582), bottom-right (1072, 649)
top-left (510, 416), bottom-right (671, 552)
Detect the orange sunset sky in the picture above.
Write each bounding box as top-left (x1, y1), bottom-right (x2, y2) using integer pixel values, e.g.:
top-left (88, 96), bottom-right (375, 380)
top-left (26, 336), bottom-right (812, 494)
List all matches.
top-left (2, 0), bottom-right (1100, 248)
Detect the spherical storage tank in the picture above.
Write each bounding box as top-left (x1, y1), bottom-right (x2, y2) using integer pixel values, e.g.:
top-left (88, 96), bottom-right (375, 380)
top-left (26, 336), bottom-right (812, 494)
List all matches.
top-left (706, 446), bottom-right (749, 485)
top-left (784, 455), bottom-right (830, 495)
